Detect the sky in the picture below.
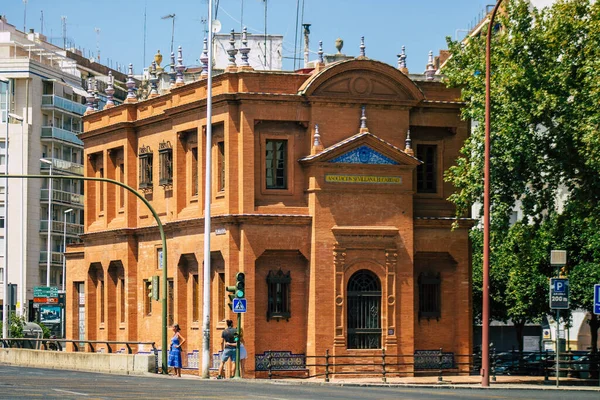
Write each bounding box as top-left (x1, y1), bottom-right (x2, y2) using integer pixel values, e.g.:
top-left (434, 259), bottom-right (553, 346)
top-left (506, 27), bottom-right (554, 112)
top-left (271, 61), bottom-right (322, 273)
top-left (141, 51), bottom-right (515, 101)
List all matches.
top-left (3, 0), bottom-right (507, 74)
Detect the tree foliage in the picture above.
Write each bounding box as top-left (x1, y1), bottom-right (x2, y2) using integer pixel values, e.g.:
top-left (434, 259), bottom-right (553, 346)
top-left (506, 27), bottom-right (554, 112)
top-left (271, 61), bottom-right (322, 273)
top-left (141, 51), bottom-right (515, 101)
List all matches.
top-left (444, 0), bottom-right (600, 355)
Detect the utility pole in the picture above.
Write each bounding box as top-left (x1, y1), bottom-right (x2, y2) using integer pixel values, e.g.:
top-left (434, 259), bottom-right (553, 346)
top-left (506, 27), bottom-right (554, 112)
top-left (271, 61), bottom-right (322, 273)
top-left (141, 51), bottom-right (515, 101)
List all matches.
top-left (161, 14), bottom-right (176, 55)
top-left (61, 16), bottom-right (67, 50)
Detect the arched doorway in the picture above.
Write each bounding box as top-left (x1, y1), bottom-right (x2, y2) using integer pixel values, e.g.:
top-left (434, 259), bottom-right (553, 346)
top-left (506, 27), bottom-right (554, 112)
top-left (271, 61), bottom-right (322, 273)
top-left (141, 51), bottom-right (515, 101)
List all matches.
top-left (347, 270), bottom-right (382, 349)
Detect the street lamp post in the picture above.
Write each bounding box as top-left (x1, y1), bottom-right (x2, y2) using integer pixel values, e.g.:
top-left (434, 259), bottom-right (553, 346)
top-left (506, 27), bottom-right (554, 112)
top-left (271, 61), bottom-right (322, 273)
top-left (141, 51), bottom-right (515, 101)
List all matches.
top-left (62, 208), bottom-right (73, 292)
top-left (483, 0), bottom-right (504, 387)
top-left (40, 158), bottom-right (53, 287)
top-left (1, 76), bottom-right (9, 339)
top-left (201, 0), bottom-right (214, 379)
top-left (8, 113), bottom-right (24, 320)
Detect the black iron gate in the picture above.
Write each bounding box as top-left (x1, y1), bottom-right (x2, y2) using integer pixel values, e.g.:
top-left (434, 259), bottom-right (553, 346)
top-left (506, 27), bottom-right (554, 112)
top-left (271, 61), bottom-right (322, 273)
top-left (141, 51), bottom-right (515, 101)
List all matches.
top-left (347, 270), bottom-right (382, 349)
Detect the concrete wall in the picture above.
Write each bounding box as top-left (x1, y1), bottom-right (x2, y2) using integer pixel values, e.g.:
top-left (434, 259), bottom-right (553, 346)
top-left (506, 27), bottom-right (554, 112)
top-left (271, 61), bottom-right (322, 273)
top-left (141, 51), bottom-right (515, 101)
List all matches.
top-left (0, 348), bottom-right (155, 375)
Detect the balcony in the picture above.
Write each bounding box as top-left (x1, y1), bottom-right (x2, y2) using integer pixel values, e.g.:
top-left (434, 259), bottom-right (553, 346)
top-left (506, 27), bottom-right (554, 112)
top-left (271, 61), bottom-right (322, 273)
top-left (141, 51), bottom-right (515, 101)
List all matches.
top-left (39, 251), bottom-right (64, 266)
top-left (40, 188), bottom-right (84, 206)
top-left (40, 220), bottom-right (84, 236)
top-left (41, 94), bottom-right (87, 116)
top-left (41, 126), bottom-right (84, 146)
top-left (40, 158), bottom-right (84, 175)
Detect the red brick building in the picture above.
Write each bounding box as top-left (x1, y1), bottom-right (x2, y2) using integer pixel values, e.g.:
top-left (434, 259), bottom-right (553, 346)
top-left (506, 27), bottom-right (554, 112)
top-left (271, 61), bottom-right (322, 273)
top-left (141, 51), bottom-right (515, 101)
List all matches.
top-left (66, 50), bottom-right (472, 376)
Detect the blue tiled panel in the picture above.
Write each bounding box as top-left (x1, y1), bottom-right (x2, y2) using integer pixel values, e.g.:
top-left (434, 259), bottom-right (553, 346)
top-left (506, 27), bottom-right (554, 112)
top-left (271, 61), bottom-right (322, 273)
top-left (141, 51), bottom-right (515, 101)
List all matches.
top-left (330, 145), bottom-right (398, 165)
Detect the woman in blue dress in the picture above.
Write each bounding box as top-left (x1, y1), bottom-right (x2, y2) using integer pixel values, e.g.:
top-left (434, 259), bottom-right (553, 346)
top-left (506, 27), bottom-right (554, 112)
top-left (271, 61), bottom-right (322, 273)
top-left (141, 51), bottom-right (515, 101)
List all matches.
top-left (168, 323), bottom-right (186, 377)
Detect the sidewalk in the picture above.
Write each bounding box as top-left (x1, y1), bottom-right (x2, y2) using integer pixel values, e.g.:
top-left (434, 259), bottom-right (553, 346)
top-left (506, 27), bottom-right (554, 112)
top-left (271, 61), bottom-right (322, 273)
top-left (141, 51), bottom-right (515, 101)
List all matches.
top-left (170, 370), bottom-right (600, 390)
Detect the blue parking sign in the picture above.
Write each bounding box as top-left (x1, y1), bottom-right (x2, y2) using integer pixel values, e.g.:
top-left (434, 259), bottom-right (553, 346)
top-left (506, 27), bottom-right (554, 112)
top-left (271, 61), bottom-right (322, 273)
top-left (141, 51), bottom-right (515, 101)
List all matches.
top-left (550, 278), bottom-right (569, 309)
top-left (594, 285), bottom-right (600, 315)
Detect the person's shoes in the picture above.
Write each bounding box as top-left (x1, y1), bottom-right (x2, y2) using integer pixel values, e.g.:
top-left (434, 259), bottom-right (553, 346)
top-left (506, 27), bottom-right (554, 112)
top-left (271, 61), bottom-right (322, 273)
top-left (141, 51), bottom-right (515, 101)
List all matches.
top-left (216, 375), bottom-right (224, 379)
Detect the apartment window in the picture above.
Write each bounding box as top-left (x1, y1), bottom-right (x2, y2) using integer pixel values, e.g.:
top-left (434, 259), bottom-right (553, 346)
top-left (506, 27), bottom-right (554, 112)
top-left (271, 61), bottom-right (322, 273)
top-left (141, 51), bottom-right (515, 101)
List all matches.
top-left (265, 140), bottom-right (288, 189)
top-left (158, 141), bottom-right (173, 186)
top-left (418, 272), bottom-right (441, 320)
top-left (118, 163), bottom-right (125, 209)
top-left (266, 269), bottom-right (291, 321)
top-left (138, 146), bottom-right (153, 189)
top-left (191, 147), bottom-right (199, 196)
top-left (0, 268), bottom-right (3, 282)
top-left (217, 142), bottom-right (225, 192)
top-left (218, 272), bottom-right (225, 321)
top-left (144, 280), bottom-right (152, 315)
top-left (0, 204), bottom-right (4, 228)
top-left (0, 82), bottom-right (8, 123)
top-left (416, 145), bottom-right (437, 193)
top-left (120, 278), bottom-right (126, 323)
top-left (192, 275), bottom-right (199, 323)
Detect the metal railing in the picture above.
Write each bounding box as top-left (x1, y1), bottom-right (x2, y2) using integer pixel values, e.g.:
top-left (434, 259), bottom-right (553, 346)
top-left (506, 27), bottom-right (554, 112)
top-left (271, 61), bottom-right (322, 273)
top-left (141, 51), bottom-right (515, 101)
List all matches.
top-left (41, 94), bottom-right (87, 115)
top-left (40, 158), bottom-right (84, 175)
top-left (41, 126), bottom-right (84, 146)
top-left (40, 220), bottom-right (83, 236)
top-left (39, 251), bottom-right (63, 264)
top-left (40, 188), bottom-right (84, 205)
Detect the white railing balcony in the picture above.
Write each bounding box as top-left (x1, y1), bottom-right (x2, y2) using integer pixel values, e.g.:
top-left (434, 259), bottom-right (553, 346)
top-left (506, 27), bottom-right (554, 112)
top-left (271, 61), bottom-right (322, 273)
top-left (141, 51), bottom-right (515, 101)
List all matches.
top-left (40, 158), bottom-right (84, 175)
top-left (41, 94), bottom-right (87, 115)
top-left (40, 220), bottom-right (84, 236)
top-left (40, 188), bottom-right (84, 206)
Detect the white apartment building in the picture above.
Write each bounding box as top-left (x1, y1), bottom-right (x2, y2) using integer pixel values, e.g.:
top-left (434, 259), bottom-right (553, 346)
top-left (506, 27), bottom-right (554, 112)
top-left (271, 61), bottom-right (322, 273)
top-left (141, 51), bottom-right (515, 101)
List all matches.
top-left (0, 15), bottom-right (126, 323)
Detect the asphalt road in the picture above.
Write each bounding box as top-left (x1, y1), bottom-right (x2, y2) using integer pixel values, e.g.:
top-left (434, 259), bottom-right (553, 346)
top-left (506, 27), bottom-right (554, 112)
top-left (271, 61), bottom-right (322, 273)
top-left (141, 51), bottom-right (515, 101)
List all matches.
top-left (0, 365), bottom-right (598, 400)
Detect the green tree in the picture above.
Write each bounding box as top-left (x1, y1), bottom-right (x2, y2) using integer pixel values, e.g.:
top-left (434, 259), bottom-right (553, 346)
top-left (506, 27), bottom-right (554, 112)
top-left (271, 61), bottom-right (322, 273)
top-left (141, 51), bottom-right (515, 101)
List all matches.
top-left (444, 0), bottom-right (600, 365)
top-left (0, 313), bottom-right (26, 338)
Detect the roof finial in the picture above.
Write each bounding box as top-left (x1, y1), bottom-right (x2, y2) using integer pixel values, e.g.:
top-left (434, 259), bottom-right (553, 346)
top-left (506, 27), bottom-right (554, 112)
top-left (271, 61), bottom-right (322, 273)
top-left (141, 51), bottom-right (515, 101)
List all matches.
top-left (169, 51), bottom-right (176, 87)
top-left (85, 77), bottom-right (95, 114)
top-left (312, 124), bottom-right (324, 154)
top-left (125, 63), bottom-right (137, 103)
top-left (360, 105), bottom-right (368, 133)
top-left (335, 38), bottom-right (344, 54)
top-left (239, 27), bottom-right (251, 69)
top-left (148, 60), bottom-right (159, 98)
top-left (398, 46), bottom-right (408, 74)
top-left (318, 40), bottom-right (324, 64)
top-left (359, 36), bottom-right (366, 59)
top-left (227, 29), bottom-right (238, 70)
top-left (175, 46), bottom-right (185, 86)
top-left (425, 50), bottom-right (436, 80)
top-left (404, 129), bottom-right (414, 156)
top-left (105, 71), bottom-right (115, 109)
top-left (200, 38), bottom-right (209, 78)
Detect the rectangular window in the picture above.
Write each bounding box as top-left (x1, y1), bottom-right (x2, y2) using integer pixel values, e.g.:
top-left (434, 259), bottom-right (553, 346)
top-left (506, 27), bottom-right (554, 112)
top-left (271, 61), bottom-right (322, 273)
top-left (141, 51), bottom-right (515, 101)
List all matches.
top-left (99, 279), bottom-right (105, 324)
top-left (416, 145), bottom-right (437, 193)
top-left (218, 272), bottom-right (225, 321)
top-left (159, 141), bottom-right (173, 186)
top-left (138, 148), bottom-right (153, 189)
top-left (168, 279), bottom-right (174, 327)
top-left (192, 275), bottom-right (199, 323)
top-left (191, 147), bottom-right (198, 196)
top-left (119, 163), bottom-right (125, 209)
top-left (0, 268), bottom-right (3, 283)
top-left (120, 278), bottom-right (126, 323)
top-left (217, 142), bottom-right (225, 192)
top-left (99, 168), bottom-right (104, 212)
top-left (266, 140), bottom-right (288, 189)
top-left (418, 272), bottom-right (441, 320)
top-left (266, 269), bottom-right (291, 321)
top-left (157, 248), bottom-right (163, 270)
top-left (144, 280), bottom-right (152, 315)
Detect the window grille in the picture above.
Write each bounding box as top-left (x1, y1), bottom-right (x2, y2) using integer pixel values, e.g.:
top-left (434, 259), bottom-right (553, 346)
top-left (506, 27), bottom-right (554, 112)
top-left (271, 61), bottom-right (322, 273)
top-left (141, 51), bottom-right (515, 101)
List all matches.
top-left (347, 270), bottom-right (381, 349)
top-left (158, 141), bottom-right (173, 186)
top-left (416, 144), bottom-right (437, 193)
top-left (138, 146), bottom-right (153, 189)
top-left (266, 269), bottom-right (291, 321)
top-left (418, 272), bottom-right (441, 320)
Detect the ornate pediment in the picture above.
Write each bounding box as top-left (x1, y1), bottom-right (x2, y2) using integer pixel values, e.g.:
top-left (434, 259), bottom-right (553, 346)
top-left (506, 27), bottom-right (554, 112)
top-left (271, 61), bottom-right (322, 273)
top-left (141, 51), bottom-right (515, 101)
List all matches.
top-left (330, 145), bottom-right (398, 165)
top-left (298, 59), bottom-right (425, 103)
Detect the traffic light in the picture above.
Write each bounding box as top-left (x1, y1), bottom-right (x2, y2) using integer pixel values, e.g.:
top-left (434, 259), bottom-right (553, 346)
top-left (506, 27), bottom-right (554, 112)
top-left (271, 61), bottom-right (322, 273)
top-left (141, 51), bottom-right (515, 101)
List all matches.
top-left (235, 272), bottom-right (245, 299)
top-left (226, 285), bottom-right (236, 310)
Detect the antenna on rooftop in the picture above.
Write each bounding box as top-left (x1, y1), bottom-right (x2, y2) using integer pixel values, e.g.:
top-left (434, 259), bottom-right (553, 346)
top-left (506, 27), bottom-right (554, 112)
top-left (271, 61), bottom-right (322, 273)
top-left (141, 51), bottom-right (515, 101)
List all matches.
top-left (95, 27), bottom-right (101, 62)
top-left (263, 0), bottom-right (268, 69)
top-left (23, 0), bottom-right (28, 32)
top-left (61, 16), bottom-right (67, 49)
top-left (40, 10), bottom-right (44, 35)
top-left (143, 3), bottom-right (147, 69)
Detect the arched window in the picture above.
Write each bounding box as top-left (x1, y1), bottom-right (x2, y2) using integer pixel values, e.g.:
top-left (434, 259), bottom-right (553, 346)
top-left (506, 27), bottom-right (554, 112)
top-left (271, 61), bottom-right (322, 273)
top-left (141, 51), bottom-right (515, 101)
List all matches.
top-left (347, 270), bottom-right (382, 349)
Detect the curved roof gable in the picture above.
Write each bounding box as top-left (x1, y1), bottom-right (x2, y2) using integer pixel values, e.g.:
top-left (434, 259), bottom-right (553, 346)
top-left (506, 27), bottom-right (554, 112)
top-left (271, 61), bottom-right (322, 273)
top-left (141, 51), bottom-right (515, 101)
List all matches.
top-left (298, 59), bottom-right (425, 102)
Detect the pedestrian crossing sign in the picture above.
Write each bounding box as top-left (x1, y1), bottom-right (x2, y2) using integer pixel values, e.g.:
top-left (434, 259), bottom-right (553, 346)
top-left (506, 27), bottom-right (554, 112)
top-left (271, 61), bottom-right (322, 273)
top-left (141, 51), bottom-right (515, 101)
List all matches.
top-left (233, 298), bottom-right (247, 313)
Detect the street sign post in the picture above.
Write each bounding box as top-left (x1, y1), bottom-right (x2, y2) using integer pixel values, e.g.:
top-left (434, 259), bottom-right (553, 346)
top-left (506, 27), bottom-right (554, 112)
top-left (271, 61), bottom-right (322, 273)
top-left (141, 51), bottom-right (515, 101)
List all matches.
top-left (34, 286), bottom-right (58, 298)
top-left (232, 298), bottom-right (247, 313)
top-left (550, 278), bottom-right (569, 309)
top-left (594, 284), bottom-right (600, 315)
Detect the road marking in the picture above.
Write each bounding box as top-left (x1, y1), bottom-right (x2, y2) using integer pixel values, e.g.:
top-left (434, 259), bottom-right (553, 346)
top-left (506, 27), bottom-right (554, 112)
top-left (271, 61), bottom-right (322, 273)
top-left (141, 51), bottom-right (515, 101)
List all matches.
top-left (52, 388), bottom-right (89, 396)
